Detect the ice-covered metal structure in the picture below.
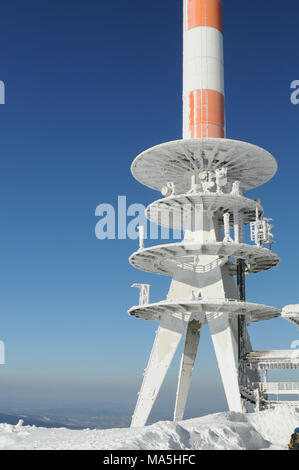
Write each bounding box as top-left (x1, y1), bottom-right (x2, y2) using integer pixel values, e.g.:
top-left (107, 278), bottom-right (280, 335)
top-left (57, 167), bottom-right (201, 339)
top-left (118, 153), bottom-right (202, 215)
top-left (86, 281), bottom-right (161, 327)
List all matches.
top-left (128, 0), bottom-right (299, 427)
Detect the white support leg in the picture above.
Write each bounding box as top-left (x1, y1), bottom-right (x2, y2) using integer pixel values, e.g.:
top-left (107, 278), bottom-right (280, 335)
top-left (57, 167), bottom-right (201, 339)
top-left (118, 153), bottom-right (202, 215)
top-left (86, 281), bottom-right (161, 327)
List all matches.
top-left (131, 315), bottom-right (184, 428)
top-left (207, 312), bottom-right (243, 412)
top-left (174, 319), bottom-right (202, 421)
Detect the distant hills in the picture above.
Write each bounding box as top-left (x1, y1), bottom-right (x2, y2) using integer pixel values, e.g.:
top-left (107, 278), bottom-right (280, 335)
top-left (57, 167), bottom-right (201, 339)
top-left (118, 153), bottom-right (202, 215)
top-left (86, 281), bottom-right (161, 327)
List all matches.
top-left (0, 410), bottom-right (131, 430)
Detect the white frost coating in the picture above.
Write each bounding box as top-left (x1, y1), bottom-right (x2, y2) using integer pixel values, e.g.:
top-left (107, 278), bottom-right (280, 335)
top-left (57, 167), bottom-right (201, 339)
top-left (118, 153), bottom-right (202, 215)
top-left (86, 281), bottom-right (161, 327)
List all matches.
top-left (131, 139), bottom-right (278, 193)
top-left (129, 241), bottom-right (280, 276)
top-left (174, 320), bottom-right (202, 421)
top-left (207, 313), bottom-right (243, 413)
top-left (0, 407), bottom-right (297, 450)
top-left (282, 304), bottom-right (299, 329)
top-left (282, 304), bottom-right (299, 314)
top-left (131, 316), bottom-right (185, 428)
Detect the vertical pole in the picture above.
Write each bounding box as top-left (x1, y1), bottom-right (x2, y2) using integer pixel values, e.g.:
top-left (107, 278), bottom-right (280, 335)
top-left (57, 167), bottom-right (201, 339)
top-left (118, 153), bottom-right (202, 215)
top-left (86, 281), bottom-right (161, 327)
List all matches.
top-left (237, 260), bottom-right (246, 360)
top-left (138, 225), bottom-right (144, 250)
top-left (236, 207), bottom-right (246, 362)
top-left (237, 208), bottom-right (247, 407)
top-left (223, 212), bottom-right (231, 242)
top-left (237, 260), bottom-right (246, 302)
top-left (263, 370), bottom-right (268, 384)
top-left (183, 0), bottom-right (225, 139)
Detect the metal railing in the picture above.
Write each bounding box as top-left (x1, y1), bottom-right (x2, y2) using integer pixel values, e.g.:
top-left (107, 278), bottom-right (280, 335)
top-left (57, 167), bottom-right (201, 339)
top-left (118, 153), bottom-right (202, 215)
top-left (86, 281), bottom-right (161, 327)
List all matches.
top-left (256, 382), bottom-right (299, 395)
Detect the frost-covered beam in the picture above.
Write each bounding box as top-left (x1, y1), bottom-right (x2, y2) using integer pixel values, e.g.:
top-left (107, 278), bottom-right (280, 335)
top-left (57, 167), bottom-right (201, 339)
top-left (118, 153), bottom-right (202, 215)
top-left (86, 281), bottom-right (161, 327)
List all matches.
top-left (131, 315), bottom-right (185, 428)
top-left (282, 304), bottom-right (299, 329)
top-left (174, 319), bottom-right (202, 421)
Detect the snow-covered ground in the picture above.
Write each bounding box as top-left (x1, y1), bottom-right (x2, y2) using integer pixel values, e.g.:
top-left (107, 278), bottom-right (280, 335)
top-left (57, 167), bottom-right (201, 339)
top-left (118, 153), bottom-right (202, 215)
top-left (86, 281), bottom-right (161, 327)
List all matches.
top-left (0, 407), bottom-right (297, 450)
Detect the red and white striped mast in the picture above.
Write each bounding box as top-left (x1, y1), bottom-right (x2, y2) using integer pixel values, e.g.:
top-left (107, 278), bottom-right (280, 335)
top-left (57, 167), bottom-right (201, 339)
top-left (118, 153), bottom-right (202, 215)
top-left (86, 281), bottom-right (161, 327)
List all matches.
top-left (183, 0), bottom-right (225, 139)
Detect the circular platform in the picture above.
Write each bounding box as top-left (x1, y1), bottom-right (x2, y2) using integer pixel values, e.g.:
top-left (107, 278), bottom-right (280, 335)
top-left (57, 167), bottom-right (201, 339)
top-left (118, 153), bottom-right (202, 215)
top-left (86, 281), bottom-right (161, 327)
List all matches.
top-left (129, 242), bottom-right (279, 275)
top-left (131, 138), bottom-right (277, 193)
top-left (128, 300), bottom-right (280, 323)
top-left (146, 193), bottom-right (263, 229)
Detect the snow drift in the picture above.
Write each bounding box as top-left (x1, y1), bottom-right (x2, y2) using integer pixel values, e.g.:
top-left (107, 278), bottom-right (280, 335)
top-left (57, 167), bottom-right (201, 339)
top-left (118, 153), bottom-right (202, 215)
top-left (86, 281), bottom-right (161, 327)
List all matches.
top-left (0, 407), bottom-right (297, 450)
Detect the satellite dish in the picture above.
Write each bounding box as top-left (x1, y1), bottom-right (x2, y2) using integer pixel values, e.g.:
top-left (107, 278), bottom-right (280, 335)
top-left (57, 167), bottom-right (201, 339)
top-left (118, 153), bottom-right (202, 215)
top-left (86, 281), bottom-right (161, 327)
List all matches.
top-left (198, 171), bottom-right (207, 180)
top-left (161, 185), bottom-right (172, 197)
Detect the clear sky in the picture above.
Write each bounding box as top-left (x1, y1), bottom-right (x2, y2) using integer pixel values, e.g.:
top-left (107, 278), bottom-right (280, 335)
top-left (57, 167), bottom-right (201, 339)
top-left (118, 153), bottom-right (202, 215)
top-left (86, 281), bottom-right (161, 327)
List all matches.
top-left (0, 0), bottom-right (298, 421)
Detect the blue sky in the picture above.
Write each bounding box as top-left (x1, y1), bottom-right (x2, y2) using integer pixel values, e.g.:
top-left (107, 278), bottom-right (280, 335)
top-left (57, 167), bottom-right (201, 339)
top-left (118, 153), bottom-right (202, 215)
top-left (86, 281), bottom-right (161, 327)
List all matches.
top-left (0, 0), bottom-right (298, 421)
